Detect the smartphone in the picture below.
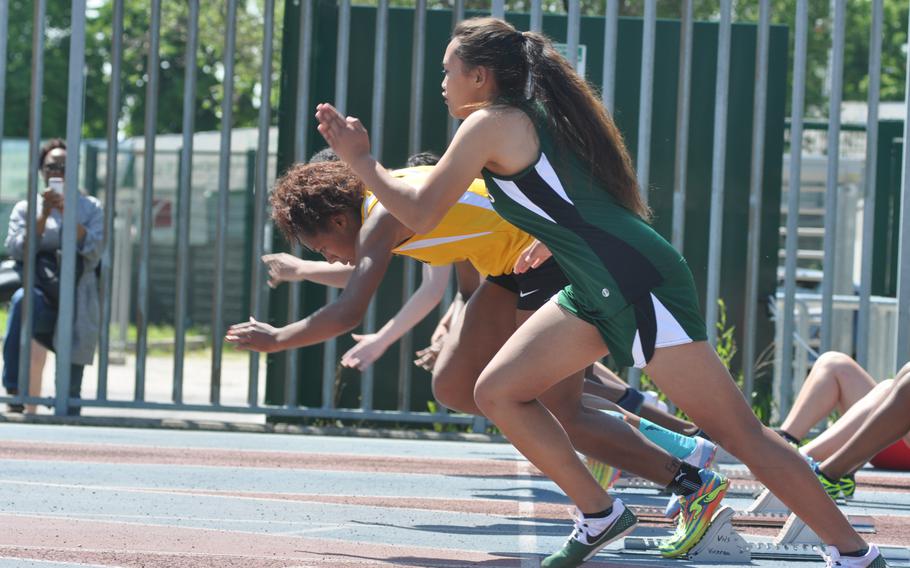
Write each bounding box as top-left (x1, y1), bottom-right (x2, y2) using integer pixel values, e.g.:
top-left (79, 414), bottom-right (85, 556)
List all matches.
top-left (48, 177), bottom-right (64, 194)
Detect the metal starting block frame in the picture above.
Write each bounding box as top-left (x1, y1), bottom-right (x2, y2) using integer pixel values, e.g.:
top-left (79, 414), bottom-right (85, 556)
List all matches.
top-left (747, 489), bottom-right (876, 534)
top-left (622, 502), bottom-right (886, 564)
top-left (613, 475), bottom-right (763, 497)
top-left (624, 506), bottom-right (751, 563)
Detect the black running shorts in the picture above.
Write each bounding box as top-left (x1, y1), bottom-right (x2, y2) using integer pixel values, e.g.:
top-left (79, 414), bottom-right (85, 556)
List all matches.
top-left (486, 257), bottom-right (569, 311)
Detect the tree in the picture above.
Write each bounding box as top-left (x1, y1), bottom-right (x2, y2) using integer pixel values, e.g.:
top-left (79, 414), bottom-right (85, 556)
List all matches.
top-left (2, 0), bottom-right (283, 141)
top-left (2, 0), bottom-right (73, 139)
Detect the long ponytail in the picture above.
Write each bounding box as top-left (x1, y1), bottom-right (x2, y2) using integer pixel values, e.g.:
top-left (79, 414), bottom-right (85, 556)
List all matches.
top-left (453, 18), bottom-right (650, 221)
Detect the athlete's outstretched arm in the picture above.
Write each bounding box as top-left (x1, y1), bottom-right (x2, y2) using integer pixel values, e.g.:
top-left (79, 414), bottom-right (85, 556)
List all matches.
top-left (341, 263), bottom-right (452, 371)
top-left (262, 252), bottom-right (355, 289)
top-left (315, 103), bottom-right (496, 234)
top-left (226, 210), bottom-right (411, 352)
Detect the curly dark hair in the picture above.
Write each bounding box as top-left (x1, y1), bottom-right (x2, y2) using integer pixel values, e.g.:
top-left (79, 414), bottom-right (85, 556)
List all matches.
top-left (38, 138), bottom-right (66, 170)
top-left (270, 161), bottom-right (365, 243)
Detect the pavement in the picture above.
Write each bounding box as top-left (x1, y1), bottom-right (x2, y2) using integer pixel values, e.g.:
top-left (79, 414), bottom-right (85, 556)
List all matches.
top-left (1, 352), bottom-right (908, 567)
top-left (0, 422), bottom-right (908, 567)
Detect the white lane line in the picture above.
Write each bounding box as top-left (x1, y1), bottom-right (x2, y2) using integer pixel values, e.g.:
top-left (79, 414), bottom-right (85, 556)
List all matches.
top-left (517, 459), bottom-right (539, 568)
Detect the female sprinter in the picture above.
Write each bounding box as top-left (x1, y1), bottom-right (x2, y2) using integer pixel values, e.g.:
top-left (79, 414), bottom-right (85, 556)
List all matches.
top-left (314, 17), bottom-right (885, 568)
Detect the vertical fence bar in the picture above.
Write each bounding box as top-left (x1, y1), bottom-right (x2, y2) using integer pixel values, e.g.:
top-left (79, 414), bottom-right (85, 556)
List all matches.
top-left (409, 0), bottom-right (425, 240)
top-left (211, 0), bottom-right (238, 405)
top-left (18, 0), bottom-right (47, 401)
top-left (363, 0), bottom-right (389, 408)
top-left (173, 0), bottom-right (199, 404)
top-left (248, 0), bottom-right (276, 407)
top-left (636, 0), bottom-right (656, 200)
top-left (492, 0), bottom-right (504, 19)
top-left (287, 0), bottom-right (313, 406)
top-left (447, 0), bottom-right (466, 141)
top-left (322, 0), bottom-right (351, 409)
top-left (627, 0), bottom-right (656, 387)
top-left (704, 0), bottom-right (732, 345)
top-left (671, 0), bottom-right (693, 253)
top-left (895, 3), bottom-right (910, 366)
top-left (819, 0), bottom-right (846, 353)
top-left (395, 0), bottom-right (428, 412)
top-left (601, 0), bottom-right (619, 113)
top-left (742, 0), bottom-right (771, 400)
top-left (780, 0), bottom-right (809, 416)
top-left (135, 0), bottom-right (162, 402)
top-left (856, 0), bottom-right (884, 368)
top-left (55, 0), bottom-right (88, 415)
top-left (97, 0), bottom-right (125, 401)
top-left (0, 0), bottom-right (8, 187)
top-left (566, 0), bottom-right (580, 70)
top-left (530, 0), bottom-right (542, 32)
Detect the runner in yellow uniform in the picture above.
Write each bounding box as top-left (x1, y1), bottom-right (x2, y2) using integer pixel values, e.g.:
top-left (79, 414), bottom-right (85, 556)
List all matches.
top-left (227, 161), bottom-right (715, 494)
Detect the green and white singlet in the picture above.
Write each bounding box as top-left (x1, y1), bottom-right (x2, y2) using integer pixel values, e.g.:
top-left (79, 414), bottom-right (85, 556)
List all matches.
top-left (480, 105), bottom-right (707, 368)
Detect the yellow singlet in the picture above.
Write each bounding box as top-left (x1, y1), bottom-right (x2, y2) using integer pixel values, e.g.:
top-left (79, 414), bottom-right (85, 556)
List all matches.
top-left (361, 166), bottom-right (535, 277)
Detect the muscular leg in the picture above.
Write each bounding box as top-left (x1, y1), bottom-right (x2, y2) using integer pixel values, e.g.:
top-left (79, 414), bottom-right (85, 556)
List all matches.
top-left (584, 361), bottom-right (697, 435)
top-left (474, 302), bottom-right (680, 513)
top-left (431, 281), bottom-right (517, 414)
top-left (820, 366), bottom-right (910, 479)
top-left (644, 341), bottom-right (866, 551)
top-left (779, 351), bottom-right (876, 441)
top-left (542, 375), bottom-right (695, 477)
top-left (802, 379), bottom-right (896, 461)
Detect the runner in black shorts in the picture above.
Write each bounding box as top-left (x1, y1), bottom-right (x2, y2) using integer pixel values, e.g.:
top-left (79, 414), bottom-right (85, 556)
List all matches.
top-left (487, 256), bottom-right (566, 311)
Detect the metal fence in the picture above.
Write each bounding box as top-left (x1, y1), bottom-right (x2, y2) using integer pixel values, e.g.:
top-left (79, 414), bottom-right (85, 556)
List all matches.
top-left (1, 0), bottom-right (909, 426)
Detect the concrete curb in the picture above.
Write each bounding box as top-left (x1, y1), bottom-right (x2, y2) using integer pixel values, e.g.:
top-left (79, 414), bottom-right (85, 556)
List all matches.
top-left (0, 413), bottom-right (508, 444)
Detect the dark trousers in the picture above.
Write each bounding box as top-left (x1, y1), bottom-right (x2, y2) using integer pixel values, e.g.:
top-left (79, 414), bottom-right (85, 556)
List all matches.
top-left (2, 287), bottom-right (84, 415)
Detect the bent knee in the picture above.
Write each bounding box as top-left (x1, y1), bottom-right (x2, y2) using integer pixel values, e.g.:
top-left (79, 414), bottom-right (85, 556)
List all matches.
top-left (816, 351), bottom-right (854, 371)
top-left (473, 371), bottom-right (517, 413)
top-left (431, 373), bottom-right (476, 413)
top-left (894, 374), bottom-right (910, 403)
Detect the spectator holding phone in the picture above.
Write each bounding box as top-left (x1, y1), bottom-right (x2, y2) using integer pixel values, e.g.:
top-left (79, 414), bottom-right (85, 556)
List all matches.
top-left (2, 138), bottom-right (104, 415)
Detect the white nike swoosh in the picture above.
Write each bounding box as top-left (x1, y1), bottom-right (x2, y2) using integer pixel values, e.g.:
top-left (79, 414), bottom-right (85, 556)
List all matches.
top-left (519, 289), bottom-right (539, 298)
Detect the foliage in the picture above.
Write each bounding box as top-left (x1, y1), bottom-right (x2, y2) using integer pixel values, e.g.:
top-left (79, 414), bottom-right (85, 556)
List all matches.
top-left (4, 0), bottom-right (283, 140)
top-left (4, 0), bottom-right (904, 141)
top-left (3, 1), bottom-right (73, 139)
top-left (367, 0), bottom-right (907, 118)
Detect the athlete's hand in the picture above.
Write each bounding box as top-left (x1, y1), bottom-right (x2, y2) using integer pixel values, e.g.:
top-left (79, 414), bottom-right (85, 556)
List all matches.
top-left (315, 103), bottom-right (371, 165)
top-left (514, 240), bottom-right (552, 274)
top-left (340, 333), bottom-right (390, 371)
top-left (414, 338), bottom-right (444, 372)
top-left (225, 317), bottom-right (284, 353)
top-left (262, 252), bottom-right (305, 288)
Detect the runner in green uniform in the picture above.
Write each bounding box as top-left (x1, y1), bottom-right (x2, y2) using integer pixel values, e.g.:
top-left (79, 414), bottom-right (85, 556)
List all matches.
top-left (314, 17), bottom-right (884, 568)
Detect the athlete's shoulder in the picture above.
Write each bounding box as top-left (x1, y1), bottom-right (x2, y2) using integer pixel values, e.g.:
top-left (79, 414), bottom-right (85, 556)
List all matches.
top-left (462, 105), bottom-right (531, 132)
top-left (361, 197), bottom-right (414, 244)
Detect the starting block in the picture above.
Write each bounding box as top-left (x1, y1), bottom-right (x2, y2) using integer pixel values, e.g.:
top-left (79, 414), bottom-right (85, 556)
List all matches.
top-left (747, 487), bottom-right (788, 515)
top-left (686, 506), bottom-right (752, 563)
top-left (748, 489), bottom-right (876, 535)
top-left (624, 505), bottom-right (751, 563)
top-left (622, 505), bottom-right (887, 564)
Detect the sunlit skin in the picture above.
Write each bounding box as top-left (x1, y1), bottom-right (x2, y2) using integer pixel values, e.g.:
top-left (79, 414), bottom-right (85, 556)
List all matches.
top-left (297, 211), bottom-right (360, 266)
top-left (314, 33), bottom-right (870, 554)
top-left (441, 40), bottom-right (491, 120)
top-left (225, 194), bottom-right (413, 353)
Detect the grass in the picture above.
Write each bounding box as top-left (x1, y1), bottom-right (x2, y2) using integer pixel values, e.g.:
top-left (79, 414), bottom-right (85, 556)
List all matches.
top-left (0, 304), bottom-right (228, 357)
